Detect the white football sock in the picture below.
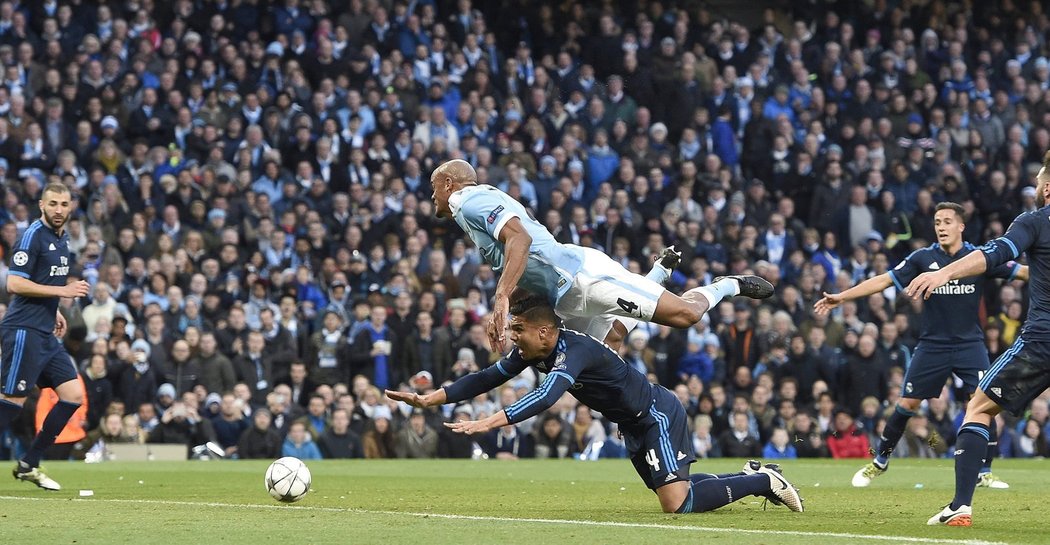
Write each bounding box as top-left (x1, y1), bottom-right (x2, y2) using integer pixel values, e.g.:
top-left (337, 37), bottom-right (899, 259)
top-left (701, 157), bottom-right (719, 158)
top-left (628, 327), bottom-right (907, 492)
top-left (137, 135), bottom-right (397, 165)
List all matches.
top-left (692, 278), bottom-right (740, 308)
top-left (646, 263), bottom-right (671, 285)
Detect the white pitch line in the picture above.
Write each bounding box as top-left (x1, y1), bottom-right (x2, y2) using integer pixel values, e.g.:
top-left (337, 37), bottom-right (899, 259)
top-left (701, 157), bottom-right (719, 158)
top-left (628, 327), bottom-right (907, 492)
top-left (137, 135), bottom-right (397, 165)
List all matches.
top-left (0, 495), bottom-right (349, 513)
top-left (0, 495), bottom-right (1007, 545)
top-left (361, 508), bottom-right (1009, 545)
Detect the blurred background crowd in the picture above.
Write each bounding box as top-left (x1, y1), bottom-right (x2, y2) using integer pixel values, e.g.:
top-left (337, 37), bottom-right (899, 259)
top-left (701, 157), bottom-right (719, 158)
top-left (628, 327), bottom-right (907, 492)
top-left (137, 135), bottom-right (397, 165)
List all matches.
top-left (0, 0), bottom-right (1048, 462)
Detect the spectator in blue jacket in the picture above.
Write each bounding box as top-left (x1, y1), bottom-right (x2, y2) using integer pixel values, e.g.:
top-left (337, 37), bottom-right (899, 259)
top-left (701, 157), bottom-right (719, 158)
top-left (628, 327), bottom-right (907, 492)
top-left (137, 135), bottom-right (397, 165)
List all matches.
top-left (763, 85), bottom-right (795, 123)
top-left (282, 420), bottom-right (323, 460)
top-left (399, 14), bottom-right (432, 58)
top-left (294, 266), bottom-right (328, 316)
top-left (677, 342), bottom-right (714, 385)
top-left (711, 104), bottom-right (739, 170)
top-left (763, 428), bottom-right (798, 459)
top-left (585, 129), bottom-right (619, 198)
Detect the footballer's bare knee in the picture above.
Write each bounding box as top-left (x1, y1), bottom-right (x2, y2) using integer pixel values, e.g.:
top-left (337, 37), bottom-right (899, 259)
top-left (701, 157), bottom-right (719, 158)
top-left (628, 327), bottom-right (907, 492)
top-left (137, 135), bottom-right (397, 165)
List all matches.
top-left (656, 481), bottom-right (690, 513)
top-left (961, 391), bottom-right (1000, 426)
top-left (54, 380), bottom-right (84, 405)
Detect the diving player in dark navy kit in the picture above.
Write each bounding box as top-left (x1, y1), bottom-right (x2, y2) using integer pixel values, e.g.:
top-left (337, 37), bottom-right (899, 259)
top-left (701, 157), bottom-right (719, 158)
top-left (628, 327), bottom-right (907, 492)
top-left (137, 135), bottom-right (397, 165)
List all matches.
top-left (0, 183), bottom-right (90, 490)
top-left (909, 150), bottom-right (1050, 527)
top-left (387, 295), bottom-right (804, 515)
top-left (815, 202), bottom-right (1026, 490)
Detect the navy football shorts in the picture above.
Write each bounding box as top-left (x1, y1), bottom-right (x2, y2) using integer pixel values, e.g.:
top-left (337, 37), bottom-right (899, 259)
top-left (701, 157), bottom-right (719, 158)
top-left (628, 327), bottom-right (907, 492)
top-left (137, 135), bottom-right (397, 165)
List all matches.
top-left (0, 327), bottom-right (77, 396)
top-left (621, 385), bottom-right (696, 490)
top-left (902, 341), bottom-right (989, 400)
top-left (980, 336), bottom-right (1050, 416)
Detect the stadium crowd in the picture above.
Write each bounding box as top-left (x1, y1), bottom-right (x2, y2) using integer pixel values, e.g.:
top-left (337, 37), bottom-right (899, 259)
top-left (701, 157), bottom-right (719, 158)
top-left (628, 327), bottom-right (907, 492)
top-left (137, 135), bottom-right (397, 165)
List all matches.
top-left (0, 0), bottom-right (1049, 463)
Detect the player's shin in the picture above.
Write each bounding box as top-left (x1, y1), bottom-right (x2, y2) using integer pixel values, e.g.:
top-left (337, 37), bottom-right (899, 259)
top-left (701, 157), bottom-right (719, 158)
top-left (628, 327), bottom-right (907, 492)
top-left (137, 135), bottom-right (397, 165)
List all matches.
top-left (874, 405), bottom-right (917, 467)
top-left (951, 422), bottom-right (990, 510)
top-left (21, 400), bottom-right (80, 468)
top-left (982, 418), bottom-right (998, 474)
top-left (645, 262), bottom-right (671, 285)
top-left (689, 278), bottom-right (740, 309)
top-left (678, 474), bottom-right (770, 513)
top-left (690, 472), bottom-right (746, 484)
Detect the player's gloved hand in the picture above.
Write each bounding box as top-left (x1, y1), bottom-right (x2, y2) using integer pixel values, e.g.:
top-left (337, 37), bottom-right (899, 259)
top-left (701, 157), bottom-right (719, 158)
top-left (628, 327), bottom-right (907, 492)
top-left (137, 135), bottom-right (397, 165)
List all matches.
top-left (64, 280), bottom-right (90, 298)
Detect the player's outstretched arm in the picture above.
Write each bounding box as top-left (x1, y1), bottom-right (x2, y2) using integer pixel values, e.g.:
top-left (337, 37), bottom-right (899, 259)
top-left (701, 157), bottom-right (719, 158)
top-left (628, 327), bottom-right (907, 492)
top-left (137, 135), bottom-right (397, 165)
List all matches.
top-left (906, 251), bottom-right (988, 300)
top-left (814, 273), bottom-right (894, 314)
top-left (7, 276), bottom-right (89, 299)
top-left (502, 371), bottom-right (575, 424)
top-left (391, 357), bottom-right (527, 409)
top-left (489, 218), bottom-right (532, 353)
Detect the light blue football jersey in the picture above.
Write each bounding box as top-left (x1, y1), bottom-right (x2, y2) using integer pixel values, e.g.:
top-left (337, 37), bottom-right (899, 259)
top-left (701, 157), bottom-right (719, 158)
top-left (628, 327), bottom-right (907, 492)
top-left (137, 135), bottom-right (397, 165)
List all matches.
top-left (450, 184), bottom-right (583, 305)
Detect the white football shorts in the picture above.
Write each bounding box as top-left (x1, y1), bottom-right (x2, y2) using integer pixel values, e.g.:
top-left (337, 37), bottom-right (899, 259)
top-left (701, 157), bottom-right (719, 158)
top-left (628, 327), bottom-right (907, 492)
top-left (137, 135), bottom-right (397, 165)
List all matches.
top-left (555, 246), bottom-right (666, 340)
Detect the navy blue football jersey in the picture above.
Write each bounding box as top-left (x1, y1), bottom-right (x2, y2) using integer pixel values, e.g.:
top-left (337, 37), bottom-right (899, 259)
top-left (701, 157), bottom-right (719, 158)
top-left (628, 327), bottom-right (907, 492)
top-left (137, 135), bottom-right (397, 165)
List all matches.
top-left (444, 329), bottom-right (654, 425)
top-left (889, 242), bottom-right (1019, 343)
top-left (982, 207), bottom-right (1050, 340)
top-left (2, 219), bottom-right (71, 333)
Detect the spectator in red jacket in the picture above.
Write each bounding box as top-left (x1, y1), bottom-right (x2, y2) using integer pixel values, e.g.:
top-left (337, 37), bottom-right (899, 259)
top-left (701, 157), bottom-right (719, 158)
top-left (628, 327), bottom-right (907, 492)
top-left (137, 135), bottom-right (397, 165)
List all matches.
top-left (827, 410), bottom-right (871, 459)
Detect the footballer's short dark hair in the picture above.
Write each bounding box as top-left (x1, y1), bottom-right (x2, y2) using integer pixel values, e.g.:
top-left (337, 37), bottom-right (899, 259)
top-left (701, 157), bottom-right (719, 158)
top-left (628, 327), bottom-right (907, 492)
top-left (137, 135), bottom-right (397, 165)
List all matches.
top-left (508, 293), bottom-right (560, 327)
top-left (935, 201), bottom-right (965, 221)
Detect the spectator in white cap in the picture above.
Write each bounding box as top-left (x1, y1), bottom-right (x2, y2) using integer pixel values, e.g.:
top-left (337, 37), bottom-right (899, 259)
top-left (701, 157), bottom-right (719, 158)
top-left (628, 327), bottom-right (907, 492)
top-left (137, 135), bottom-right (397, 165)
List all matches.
top-left (266, 42), bottom-right (285, 57)
top-left (100, 115), bottom-right (118, 134)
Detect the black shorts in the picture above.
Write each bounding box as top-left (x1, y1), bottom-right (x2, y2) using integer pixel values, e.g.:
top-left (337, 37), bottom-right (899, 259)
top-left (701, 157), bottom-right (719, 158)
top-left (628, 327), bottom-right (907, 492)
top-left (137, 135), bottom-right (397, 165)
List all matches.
top-left (621, 385), bottom-right (696, 490)
top-left (903, 341), bottom-right (989, 399)
top-left (0, 327), bottom-right (77, 396)
top-left (979, 336), bottom-right (1050, 416)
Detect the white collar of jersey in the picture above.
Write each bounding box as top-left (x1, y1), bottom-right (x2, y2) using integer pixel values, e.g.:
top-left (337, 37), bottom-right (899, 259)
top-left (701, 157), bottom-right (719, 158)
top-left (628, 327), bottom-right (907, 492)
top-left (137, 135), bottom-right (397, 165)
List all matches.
top-left (447, 184), bottom-right (485, 216)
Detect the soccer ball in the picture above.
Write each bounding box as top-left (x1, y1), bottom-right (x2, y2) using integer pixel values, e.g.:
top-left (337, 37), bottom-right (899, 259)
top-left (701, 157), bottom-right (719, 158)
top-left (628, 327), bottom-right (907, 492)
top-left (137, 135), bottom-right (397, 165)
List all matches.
top-left (264, 457), bottom-right (312, 503)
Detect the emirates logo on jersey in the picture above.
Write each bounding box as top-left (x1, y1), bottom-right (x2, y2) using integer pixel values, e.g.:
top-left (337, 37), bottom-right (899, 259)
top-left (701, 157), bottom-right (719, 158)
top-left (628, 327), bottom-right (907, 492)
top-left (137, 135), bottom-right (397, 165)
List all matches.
top-left (931, 280), bottom-right (976, 295)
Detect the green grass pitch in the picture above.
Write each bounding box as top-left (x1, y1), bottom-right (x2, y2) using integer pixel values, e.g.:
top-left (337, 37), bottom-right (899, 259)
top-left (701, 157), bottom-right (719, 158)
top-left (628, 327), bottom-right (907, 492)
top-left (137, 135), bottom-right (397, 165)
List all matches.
top-left (0, 458), bottom-right (1045, 544)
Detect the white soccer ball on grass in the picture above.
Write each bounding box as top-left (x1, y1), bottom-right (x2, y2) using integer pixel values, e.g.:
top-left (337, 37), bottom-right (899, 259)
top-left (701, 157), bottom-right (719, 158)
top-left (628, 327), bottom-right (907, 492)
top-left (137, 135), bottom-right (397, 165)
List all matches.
top-left (264, 456), bottom-right (312, 503)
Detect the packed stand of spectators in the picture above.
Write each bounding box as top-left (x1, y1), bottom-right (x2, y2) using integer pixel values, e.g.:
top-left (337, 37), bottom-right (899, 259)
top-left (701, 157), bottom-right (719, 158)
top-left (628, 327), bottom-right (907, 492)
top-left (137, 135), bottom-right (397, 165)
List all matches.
top-left (0, 0), bottom-right (1049, 461)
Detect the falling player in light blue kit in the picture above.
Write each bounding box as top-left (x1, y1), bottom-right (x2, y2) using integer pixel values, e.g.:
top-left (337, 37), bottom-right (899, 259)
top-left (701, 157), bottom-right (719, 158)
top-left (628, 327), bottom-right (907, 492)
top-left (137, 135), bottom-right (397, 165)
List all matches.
top-left (430, 159), bottom-right (774, 352)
